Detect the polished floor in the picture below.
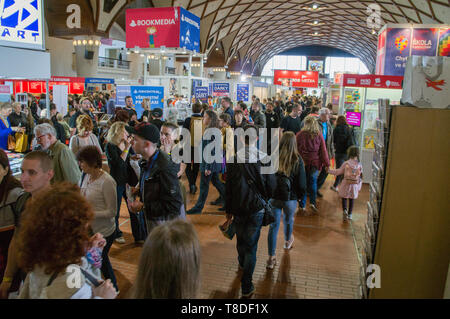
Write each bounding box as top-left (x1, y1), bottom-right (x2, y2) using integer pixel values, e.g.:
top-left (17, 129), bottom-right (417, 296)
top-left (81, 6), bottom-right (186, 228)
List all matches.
top-left (110, 175), bottom-right (368, 299)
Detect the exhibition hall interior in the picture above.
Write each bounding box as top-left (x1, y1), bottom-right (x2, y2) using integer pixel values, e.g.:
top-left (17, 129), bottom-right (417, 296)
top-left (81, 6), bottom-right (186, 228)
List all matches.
top-left (0, 0), bottom-right (448, 301)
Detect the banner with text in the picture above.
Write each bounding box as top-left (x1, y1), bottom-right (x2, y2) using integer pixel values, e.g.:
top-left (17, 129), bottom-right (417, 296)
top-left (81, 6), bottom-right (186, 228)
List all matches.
top-left (273, 70), bottom-right (319, 88)
top-left (130, 86), bottom-right (164, 117)
top-left (194, 86), bottom-right (208, 103)
top-left (212, 83), bottom-right (230, 97)
top-left (126, 7), bottom-right (200, 51)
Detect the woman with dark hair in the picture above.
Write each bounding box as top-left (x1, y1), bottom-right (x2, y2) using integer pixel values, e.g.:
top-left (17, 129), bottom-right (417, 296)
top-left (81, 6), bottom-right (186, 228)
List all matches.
top-left (187, 110), bottom-right (226, 215)
top-left (77, 146), bottom-right (118, 291)
top-left (331, 115), bottom-right (354, 191)
top-left (0, 149), bottom-right (23, 294)
top-left (16, 183), bottom-right (117, 299)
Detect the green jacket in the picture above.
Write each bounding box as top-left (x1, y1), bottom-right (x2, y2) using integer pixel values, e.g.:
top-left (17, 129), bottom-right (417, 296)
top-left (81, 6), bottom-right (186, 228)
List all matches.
top-left (48, 140), bottom-right (81, 184)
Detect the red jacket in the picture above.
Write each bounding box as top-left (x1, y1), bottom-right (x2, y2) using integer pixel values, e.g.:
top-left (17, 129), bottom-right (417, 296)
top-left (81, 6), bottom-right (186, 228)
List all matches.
top-left (296, 130), bottom-right (330, 170)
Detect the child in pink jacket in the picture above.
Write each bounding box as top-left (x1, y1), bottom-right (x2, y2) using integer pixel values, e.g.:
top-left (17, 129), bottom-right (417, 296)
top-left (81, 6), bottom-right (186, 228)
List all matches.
top-left (327, 146), bottom-right (362, 221)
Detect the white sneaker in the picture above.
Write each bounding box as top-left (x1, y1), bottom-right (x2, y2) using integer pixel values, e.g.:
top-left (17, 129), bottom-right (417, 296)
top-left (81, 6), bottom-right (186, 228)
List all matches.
top-left (284, 235), bottom-right (294, 250)
top-left (347, 213), bottom-right (353, 220)
top-left (266, 256), bottom-right (277, 270)
top-left (343, 209), bottom-right (348, 221)
top-left (115, 236), bottom-right (126, 244)
top-left (310, 204), bottom-right (318, 213)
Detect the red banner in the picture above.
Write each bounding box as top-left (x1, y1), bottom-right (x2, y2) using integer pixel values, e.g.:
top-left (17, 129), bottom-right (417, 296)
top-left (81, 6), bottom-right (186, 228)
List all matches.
top-left (51, 76), bottom-right (85, 83)
top-left (273, 70), bottom-right (319, 88)
top-left (28, 81), bottom-right (42, 93)
top-left (342, 74), bottom-right (403, 89)
top-left (126, 7), bottom-right (180, 49)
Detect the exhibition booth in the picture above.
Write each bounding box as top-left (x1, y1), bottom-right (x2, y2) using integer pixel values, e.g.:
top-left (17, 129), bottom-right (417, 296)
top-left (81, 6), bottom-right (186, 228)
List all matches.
top-left (337, 74), bottom-right (403, 183)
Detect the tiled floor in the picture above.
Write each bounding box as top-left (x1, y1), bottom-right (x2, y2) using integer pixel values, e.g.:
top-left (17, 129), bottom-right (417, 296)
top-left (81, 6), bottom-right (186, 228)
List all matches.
top-left (110, 175), bottom-right (368, 299)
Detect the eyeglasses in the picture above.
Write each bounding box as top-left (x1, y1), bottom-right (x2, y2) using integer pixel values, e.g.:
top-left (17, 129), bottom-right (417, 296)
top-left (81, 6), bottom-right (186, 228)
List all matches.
top-left (36, 135), bottom-right (47, 141)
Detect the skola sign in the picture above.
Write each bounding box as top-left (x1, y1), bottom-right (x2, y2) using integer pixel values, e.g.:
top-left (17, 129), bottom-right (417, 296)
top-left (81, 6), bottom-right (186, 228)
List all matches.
top-left (0, 0), bottom-right (44, 50)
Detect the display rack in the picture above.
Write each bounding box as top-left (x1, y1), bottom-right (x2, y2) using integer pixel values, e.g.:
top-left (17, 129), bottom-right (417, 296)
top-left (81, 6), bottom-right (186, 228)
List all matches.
top-left (6, 151), bottom-right (24, 177)
top-left (359, 105), bottom-right (450, 299)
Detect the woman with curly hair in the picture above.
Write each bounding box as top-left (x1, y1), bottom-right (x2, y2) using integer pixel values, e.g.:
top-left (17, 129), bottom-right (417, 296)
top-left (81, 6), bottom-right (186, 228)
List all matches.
top-left (296, 116), bottom-right (330, 213)
top-left (16, 182), bottom-right (117, 299)
top-left (69, 115), bottom-right (102, 155)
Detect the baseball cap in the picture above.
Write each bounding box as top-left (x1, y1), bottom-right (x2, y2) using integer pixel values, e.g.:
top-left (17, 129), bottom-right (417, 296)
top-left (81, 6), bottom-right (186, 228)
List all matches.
top-left (151, 108), bottom-right (163, 118)
top-left (126, 122), bottom-right (160, 144)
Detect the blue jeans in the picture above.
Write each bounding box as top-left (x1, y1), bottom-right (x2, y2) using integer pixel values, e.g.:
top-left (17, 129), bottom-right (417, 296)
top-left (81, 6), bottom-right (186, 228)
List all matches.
top-left (115, 184), bottom-right (147, 242)
top-left (317, 167), bottom-right (329, 191)
top-left (300, 168), bottom-right (319, 207)
top-left (235, 209), bottom-right (264, 294)
top-left (333, 153), bottom-right (347, 187)
top-left (101, 232), bottom-right (118, 291)
top-left (191, 172), bottom-right (225, 212)
top-left (267, 200), bottom-right (297, 256)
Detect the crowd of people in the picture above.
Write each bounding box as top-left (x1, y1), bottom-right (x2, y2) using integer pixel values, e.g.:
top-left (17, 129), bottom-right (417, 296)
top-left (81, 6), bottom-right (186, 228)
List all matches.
top-left (0, 90), bottom-right (363, 299)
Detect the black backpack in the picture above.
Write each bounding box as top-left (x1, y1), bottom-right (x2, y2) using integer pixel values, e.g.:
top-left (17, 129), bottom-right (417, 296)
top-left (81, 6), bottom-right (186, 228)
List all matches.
top-left (275, 172), bottom-right (292, 201)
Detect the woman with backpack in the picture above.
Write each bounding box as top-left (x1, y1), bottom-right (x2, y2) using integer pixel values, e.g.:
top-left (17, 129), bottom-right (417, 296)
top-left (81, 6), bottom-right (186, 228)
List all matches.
top-left (266, 132), bottom-right (306, 269)
top-left (327, 146), bottom-right (362, 221)
top-left (331, 115), bottom-right (354, 191)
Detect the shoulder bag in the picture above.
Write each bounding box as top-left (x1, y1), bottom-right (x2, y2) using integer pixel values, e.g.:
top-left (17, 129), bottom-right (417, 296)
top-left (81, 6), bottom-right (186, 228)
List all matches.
top-left (239, 164), bottom-right (275, 226)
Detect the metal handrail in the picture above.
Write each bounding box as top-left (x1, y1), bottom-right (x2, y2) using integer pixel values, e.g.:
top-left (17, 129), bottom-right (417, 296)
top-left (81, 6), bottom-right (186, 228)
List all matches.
top-left (98, 56), bottom-right (130, 70)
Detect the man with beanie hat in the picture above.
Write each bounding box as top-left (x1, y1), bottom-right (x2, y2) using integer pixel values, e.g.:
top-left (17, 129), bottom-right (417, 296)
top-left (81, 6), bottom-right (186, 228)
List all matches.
top-left (126, 123), bottom-right (183, 235)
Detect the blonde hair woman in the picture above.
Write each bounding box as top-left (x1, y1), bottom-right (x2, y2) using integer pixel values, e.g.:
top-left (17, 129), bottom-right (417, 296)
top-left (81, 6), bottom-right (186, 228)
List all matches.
top-left (141, 98), bottom-right (151, 122)
top-left (131, 219), bottom-right (200, 298)
top-left (266, 132), bottom-right (306, 269)
top-left (105, 122), bottom-right (145, 245)
top-left (295, 116), bottom-right (329, 213)
top-left (69, 115), bottom-right (102, 155)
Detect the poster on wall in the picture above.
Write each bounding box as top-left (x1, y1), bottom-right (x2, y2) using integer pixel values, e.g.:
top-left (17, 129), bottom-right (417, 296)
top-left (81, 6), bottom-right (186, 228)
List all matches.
top-left (236, 83), bottom-right (249, 102)
top-left (0, 0), bottom-right (44, 50)
top-left (194, 86), bottom-right (208, 103)
top-left (308, 60), bottom-right (324, 74)
top-left (384, 28), bottom-right (412, 76)
top-left (169, 78), bottom-right (177, 96)
top-left (212, 83), bottom-right (230, 97)
top-left (411, 28), bottom-right (439, 56)
top-left (438, 28), bottom-right (450, 56)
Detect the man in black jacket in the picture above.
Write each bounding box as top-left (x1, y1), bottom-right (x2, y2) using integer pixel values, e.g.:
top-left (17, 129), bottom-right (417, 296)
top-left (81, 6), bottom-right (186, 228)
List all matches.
top-left (127, 123), bottom-right (183, 235)
top-left (225, 124), bottom-right (276, 298)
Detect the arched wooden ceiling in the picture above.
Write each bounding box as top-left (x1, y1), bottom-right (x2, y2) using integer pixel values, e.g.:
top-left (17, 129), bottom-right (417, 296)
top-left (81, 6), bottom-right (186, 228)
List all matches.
top-left (46, 0), bottom-right (450, 75)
